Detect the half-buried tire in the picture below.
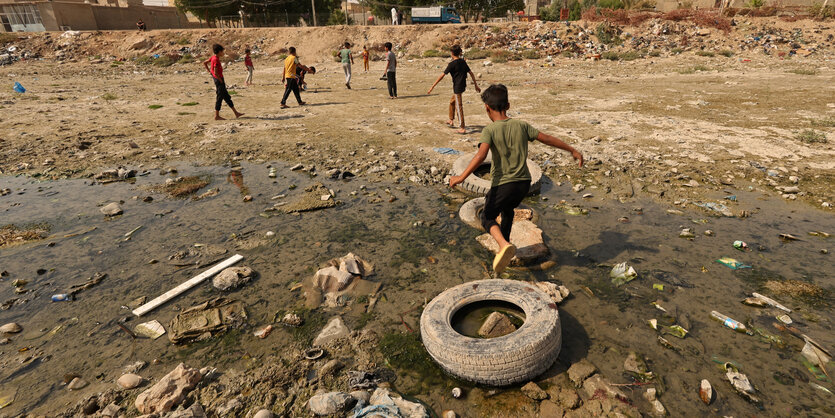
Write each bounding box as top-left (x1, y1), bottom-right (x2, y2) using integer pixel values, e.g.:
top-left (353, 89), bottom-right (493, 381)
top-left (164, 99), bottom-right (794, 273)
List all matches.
top-left (451, 152), bottom-right (542, 196)
top-left (420, 279), bottom-right (561, 386)
top-left (458, 197), bottom-right (539, 231)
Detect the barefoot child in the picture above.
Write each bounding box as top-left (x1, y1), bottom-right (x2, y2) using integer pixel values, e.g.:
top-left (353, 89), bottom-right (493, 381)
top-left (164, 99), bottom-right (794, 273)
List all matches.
top-left (281, 47), bottom-right (310, 108)
top-left (338, 42), bottom-right (354, 89)
top-left (449, 84), bottom-right (584, 273)
top-left (202, 44), bottom-right (244, 120)
top-left (427, 45), bottom-right (480, 134)
top-left (362, 46), bottom-right (369, 72)
top-left (383, 42), bottom-right (397, 99)
top-left (244, 48), bottom-right (254, 86)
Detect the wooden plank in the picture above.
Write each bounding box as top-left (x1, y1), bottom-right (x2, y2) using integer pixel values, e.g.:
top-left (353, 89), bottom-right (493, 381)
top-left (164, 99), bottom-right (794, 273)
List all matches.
top-left (132, 254), bottom-right (244, 317)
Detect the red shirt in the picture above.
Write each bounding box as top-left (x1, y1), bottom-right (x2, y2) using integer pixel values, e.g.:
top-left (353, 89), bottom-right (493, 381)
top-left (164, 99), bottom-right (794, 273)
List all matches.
top-left (210, 55), bottom-right (223, 80)
top-left (244, 55), bottom-right (253, 68)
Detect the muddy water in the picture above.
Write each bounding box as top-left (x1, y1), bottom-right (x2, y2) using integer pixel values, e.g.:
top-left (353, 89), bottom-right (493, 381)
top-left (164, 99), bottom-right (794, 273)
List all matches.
top-left (0, 163), bottom-right (833, 416)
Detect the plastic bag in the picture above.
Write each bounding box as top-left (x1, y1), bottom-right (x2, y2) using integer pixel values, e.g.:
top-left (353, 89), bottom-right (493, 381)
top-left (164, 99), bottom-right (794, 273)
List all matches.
top-left (13, 82), bottom-right (25, 93)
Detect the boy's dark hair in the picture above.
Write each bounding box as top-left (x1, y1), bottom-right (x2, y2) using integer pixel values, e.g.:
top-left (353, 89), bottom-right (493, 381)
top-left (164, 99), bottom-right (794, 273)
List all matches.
top-left (308, 66), bottom-right (316, 74)
top-left (344, 42), bottom-right (351, 48)
top-left (212, 44), bottom-right (224, 54)
top-left (451, 45), bottom-right (462, 57)
top-left (289, 46), bottom-right (296, 55)
top-left (384, 42), bottom-right (392, 51)
top-left (245, 48), bottom-right (251, 54)
top-left (481, 84), bottom-right (510, 112)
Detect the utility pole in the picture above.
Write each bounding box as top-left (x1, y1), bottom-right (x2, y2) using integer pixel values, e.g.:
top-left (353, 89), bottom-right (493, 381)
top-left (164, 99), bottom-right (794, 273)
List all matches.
top-left (311, 0), bottom-right (317, 26)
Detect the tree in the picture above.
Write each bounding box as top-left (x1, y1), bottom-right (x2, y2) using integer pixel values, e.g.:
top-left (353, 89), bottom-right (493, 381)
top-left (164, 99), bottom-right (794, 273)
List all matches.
top-left (327, 8), bottom-right (355, 25)
top-left (174, 0), bottom-right (341, 26)
top-left (452, 0), bottom-right (524, 23)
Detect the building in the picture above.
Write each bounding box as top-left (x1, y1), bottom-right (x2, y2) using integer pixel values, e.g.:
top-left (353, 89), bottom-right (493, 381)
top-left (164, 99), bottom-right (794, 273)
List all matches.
top-left (0, 0), bottom-right (194, 32)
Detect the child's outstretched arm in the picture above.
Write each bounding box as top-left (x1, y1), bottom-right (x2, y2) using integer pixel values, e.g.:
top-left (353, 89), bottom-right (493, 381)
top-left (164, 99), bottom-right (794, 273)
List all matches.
top-left (535, 132), bottom-right (584, 167)
top-left (469, 71), bottom-right (481, 93)
top-left (427, 73), bottom-right (445, 94)
top-left (449, 143), bottom-right (490, 188)
top-left (202, 59), bottom-right (212, 76)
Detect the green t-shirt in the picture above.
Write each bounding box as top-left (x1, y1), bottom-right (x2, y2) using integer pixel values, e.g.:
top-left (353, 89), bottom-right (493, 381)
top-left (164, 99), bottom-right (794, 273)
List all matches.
top-left (340, 49), bottom-right (351, 63)
top-left (479, 118), bottom-right (540, 187)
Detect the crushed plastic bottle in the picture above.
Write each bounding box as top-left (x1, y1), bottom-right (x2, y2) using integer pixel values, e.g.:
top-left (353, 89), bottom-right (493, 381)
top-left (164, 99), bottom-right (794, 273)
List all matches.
top-left (710, 311), bottom-right (752, 335)
top-left (51, 294), bottom-right (70, 302)
top-left (13, 82), bottom-right (25, 93)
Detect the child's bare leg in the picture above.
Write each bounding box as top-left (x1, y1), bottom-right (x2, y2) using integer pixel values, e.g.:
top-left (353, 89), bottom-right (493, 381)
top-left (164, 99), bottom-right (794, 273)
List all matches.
top-left (232, 107), bottom-right (244, 118)
top-left (214, 110), bottom-right (225, 121)
top-left (489, 224), bottom-right (510, 250)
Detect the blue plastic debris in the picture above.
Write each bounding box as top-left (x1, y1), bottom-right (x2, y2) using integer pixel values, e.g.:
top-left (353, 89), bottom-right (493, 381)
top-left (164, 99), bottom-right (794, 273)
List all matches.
top-left (13, 82), bottom-right (25, 93)
top-left (432, 147), bottom-right (460, 155)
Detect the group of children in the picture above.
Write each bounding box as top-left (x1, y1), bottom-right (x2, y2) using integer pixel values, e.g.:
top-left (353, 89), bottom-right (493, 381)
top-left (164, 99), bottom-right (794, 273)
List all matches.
top-left (202, 41), bottom-right (584, 274)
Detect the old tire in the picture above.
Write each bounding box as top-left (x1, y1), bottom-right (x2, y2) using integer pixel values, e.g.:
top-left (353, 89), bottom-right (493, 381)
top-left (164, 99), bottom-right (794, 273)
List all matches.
top-left (450, 152), bottom-right (542, 196)
top-left (458, 197), bottom-right (539, 231)
top-left (420, 279), bottom-right (561, 386)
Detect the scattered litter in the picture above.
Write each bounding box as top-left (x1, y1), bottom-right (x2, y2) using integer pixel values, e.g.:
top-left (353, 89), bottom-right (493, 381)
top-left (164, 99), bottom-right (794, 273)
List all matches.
top-left (777, 314), bottom-right (792, 325)
top-left (168, 298), bottom-right (247, 344)
top-left (348, 369), bottom-right (397, 389)
top-left (751, 292), bottom-right (791, 312)
top-left (800, 355), bottom-right (829, 381)
top-left (51, 294), bottom-right (70, 302)
top-left (432, 147), bottom-right (460, 155)
top-left (13, 82), bottom-right (24, 93)
top-left (666, 325), bottom-right (688, 339)
top-left (710, 311), bottom-right (751, 334)
top-left (254, 325), bottom-right (273, 339)
top-left (134, 320), bottom-right (166, 340)
top-left (652, 284), bottom-right (664, 291)
top-left (725, 363), bottom-right (760, 404)
top-left (811, 382), bottom-right (833, 395)
top-left (304, 348), bottom-right (325, 360)
top-left (801, 336), bottom-right (832, 378)
top-left (716, 257), bottom-right (751, 269)
top-left (779, 233), bottom-right (801, 242)
top-left (124, 226), bottom-right (143, 241)
top-left (610, 262), bottom-right (637, 286)
top-left (451, 387), bottom-right (462, 398)
top-left (808, 231), bottom-right (831, 238)
top-left (694, 201), bottom-right (734, 217)
top-left (733, 240), bottom-right (748, 251)
top-left (699, 379), bottom-right (713, 405)
top-left (648, 319), bottom-right (658, 330)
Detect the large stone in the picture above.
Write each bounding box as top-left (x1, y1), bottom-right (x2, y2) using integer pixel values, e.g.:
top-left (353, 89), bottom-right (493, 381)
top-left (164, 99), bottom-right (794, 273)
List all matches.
top-left (117, 373), bottom-right (143, 389)
top-left (478, 312), bottom-right (517, 338)
top-left (534, 281), bottom-right (570, 304)
top-left (567, 359), bottom-right (597, 387)
top-left (558, 388), bottom-right (581, 410)
top-left (100, 202), bottom-right (123, 216)
top-left (168, 403), bottom-right (207, 418)
top-left (134, 363), bottom-right (202, 414)
top-left (307, 391), bottom-right (355, 415)
top-left (520, 381), bottom-right (548, 400)
top-left (313, 317), bottom-right (350, 346)
top-left (212, 267), bottom-right (254, 291)
top-left (540, 400), bottom-right (565, 417)
top-left (475, 220), bottom-right (549, 263)
top-left (582, 375), bottom-right (628, 401)
top-left (0, 323), bottom-right (22, 333)
top-left (67, 377), bottom-right (88, 390)
top-left (253, 409), bottom-right (274, 418)
top-left (369, 388), bottom-right (428, 418)
top-left (313, 266), bottom-right (353, 293)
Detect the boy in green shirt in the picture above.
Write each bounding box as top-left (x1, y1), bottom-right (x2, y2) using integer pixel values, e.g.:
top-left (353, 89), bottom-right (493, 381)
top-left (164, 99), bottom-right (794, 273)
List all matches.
top-left (449, 84), bottom-right (584, 273)
top-left (338, 42), bottom-right (354, 89)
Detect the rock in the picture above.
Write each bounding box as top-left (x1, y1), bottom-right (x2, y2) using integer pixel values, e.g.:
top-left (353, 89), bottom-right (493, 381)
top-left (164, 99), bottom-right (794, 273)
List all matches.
top-left (134, 363), bottom-right (202, 414)
top-left (169, 403), bottom-right (207, 418)
top-left (582, 375), bottom-right (628, 401)
top-left (520, 381), bottom-right (548, 400)
top-left (779, 186), bottom-right (800, 194)
top-left (100, 202), bottom-right (123, 216)
top-left (534, 281), bottom-right (570, 304)
top-left (540, 400), bottom-right (565, 417)
top-left (789, 175), bottom-right (799, 184)
top-left (572, 183), bottom-right (585, 192)
top-left (215, 398), bottom-right (242, 416)
top-left (643, 387), bottom-right (657, 402)
top-left (313, 266), bottom-right (353, 293)
top-left (624, 352), bottom-right (649, 376)
top-left (212, 267), bottom-right (254, 291)
top-left (281, 313), bottom-right (303, 327)
top-left (117, 373), bottom-right (143, 389)
top-left (100, 402), bottom-right (121, 417)
top-left (350, 390), bottom-right (371, 404)
top-left (476, 220), bottom-right (549, 263)
top-left (254, 325), bottom-right (273, 339)
top-left (651, 399), bottom-right (667, 417)
top-left (704, 230), bottom-right (714, 236)
top-left (313, 317), bottom-right (350, 346)
top-left (0, 338), bottom-right (9, 345)
top-left (129, 38), bottom-right (151, 50)
top-left (568, 359), bottom-right (597, 387)
top-left (679, 228), bottom-right (695, 238)
top-left (369, 388), bottom-right (428, 418)
top-left (319, 359), bottom-right (343, 377)
top-left (0, 322), bottom-right (22, 333)
top-left (67, 377), bottom-right (88, 390)
top-left (478, 311), bottom-right (517, 338)
top-left (558, 388), bottom-right (581, 409)
top-left (253, 409), bottom-right (274, 418)
top-left (442, 410), bottom-right (457, 418)
top-left (307, 391), bottom-right (355, 415)
top-left (123, 361), bottom-right (147, 374)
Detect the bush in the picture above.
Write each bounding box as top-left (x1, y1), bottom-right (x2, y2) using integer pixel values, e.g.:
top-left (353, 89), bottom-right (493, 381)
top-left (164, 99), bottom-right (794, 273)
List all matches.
top-left (490, 50), bottom-right (510, 63)
top-left (522, 50), bottom-right (541, 59)
top-left (648, 50), bottom-right (661, 57)
top-left (276, 54), bottom-right (288, 61)
top-left (148, 104), bottom-right (163, 109)
top-left (671, 47), bottom-right (684, 54)
top-left (598, 0), bottom-right (625, 9)
top-left (464, 48), bottom-right (490, 60)
top-left (595, 23), bottom-right (622, 46)
top-left (719, 50), bottom-right (734, 57)
top-left (153, 55), bottom-right (176, 67)
top-left (178, 54), bottom-right (195, 64)
top-left (423, 49), bottom-right (449, 58)
top-left (795, 130), bottom-right (827, 144)
top-left (788, 68), bottom-right (818, 75)
top-left (102, 93), bottom-right (117, 101)
top-left (327, 9), bottom-right (354, 25)
top-left (811, 118), bottom-right (835, 127)
top-left (747, 0), bottom-right (764, 8)
top-left (808, 2), bottom-right (834, 18)
top-left (134, 56), bottom-right (154, 65)
top-left (619, 51), bottom-right (641, 61)
top-left (176, 37), bottom-right (190, 46)
top-left (602, 51), bottom-right (620, 60)
top-left (695, 50), bottom-right (715, 57)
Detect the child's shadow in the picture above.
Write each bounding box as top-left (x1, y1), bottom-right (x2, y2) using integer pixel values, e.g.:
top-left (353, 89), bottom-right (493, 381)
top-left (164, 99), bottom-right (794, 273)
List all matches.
top-left (255, 114), bottom-right (305, 121)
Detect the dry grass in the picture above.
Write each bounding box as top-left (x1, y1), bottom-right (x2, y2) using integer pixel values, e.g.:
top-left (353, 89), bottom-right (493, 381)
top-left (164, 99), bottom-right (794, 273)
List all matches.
top-left (0, 224), bottom-right (50, 248)
top-left (764, 280), bottom-right (824, 298)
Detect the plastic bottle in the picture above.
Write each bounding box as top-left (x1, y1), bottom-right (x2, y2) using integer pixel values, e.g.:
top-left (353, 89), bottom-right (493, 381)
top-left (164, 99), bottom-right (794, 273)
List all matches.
top-left (51, 294), bottom-right (70, 302)
top-left (710, 311), bottom-right (750, 334)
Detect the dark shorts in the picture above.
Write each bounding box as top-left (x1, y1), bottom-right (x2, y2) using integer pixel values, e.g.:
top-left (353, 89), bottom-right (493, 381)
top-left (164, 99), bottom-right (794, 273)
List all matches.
top-left (480, 180), bottom-right (530, 242)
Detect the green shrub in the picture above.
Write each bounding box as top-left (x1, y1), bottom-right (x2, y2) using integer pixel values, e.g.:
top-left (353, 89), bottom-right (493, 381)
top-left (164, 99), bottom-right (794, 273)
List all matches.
top-left (808, 2), bottom-right (834, 18)
top-left (422, 49), bottom-right (449, 58)
top-left (596, 23), bottom-right (622, 46)
top-left (599, 0), bottom-right (625, 8)
top-left (811, 118), bottom-right (835, 127)
top-left (276, 54), bottom-right (288, 60)
top-left (522, 50), bottom-right (541, 59)
top-left (788, 68), bottom-right (817, 75)
top-left (490, 50), bottom-right (509, 63)
top-left (102, 93), bottom-right (117, 101)
top-left (602, 51), bottom-right (620, 61)
top-left (671, 47), bottom-right (683, 54)
top-left (176, 37), bottom-right (190, 46)
top-left (747, 0), bottom-right (764, 8)
top-left (719, 50), bottom-right (734, 57)
top-left (619, 51), bottom-right (641, 61)
top-left (153, 55), bottom-right (176, 67)
top-left (648, 50), bottom-right (661, 57)
top-left (179, 102), bottom-right (199, 106)
top-left (695, 50), bottom-right (715, 57)
top-left (326, 9), bottom-right (354, 25)
top-left (134, 56), bottom-right (154, 65)
top-left (178, 54), bottom-right (195, 64)
top-left (464, 48), bottom-right (490, 60)
top-left (148, 104), bottom-right (163, 109)
top-left (796, 129), bottom-right (827, 143)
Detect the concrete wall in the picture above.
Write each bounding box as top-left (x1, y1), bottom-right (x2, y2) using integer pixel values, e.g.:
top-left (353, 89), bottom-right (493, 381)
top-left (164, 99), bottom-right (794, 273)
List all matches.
top-left (92, 5), bottom-right (185, 30)
top-left (39, 2), bottom-right (98, 30)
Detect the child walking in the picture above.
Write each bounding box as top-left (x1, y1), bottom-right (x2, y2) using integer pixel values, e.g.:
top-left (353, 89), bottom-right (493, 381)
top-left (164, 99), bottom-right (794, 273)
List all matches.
top-left (383, 42), bottom-right (397, 99)
top-left (427, 45), bottom-right (480, 134)
top-left (244, 48), bottom-right (254, 86)
top-left (281, 47), bottom-right (310, 108)
top-left (339, 42), bottom-right (354, 89)
top-left (202, 44), bottom-right (244, 121)
top-left (449, 84), bottom-right (584, 273)
top-left (362, 45), bottom-right (369, 72)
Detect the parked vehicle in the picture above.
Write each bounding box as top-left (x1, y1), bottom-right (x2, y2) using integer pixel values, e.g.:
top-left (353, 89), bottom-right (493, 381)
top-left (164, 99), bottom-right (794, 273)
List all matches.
top-left (411, 6), bottom-right (461, 24)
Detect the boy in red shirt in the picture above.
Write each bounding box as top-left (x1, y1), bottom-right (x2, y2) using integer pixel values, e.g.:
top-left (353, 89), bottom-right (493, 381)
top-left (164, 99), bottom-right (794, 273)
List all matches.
top-left (244, 48), bottom-right (254, 86)
top-left (202, 44), bottom-right (244, 121)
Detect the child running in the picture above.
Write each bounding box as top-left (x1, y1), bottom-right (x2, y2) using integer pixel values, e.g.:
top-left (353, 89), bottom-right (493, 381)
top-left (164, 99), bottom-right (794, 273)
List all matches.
top-left (449, 84), bottom-right (584, 274)
top-left (244, 48), bottom-right (254, 86)
top-left (202, 44), bottom-right (244, 121)
top-left (383, 42), bottom-right (397, 99)
top-left (427, 45), bottom-right (480, 134)
top-left (362, 45), bottom-right (369, 72)
top-left (339, 42), bottom-right (354, 89)
top-left (281, 47), bottom-right (310, 108)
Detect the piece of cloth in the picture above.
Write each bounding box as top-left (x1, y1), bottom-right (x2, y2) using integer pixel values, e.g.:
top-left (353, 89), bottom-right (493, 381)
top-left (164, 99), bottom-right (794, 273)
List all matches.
top-left (449, 93), bottom-right (464, 128)
top-left (283, 55), bottom-right (299, 79)
top-left (245, 66), bottom-right (253, 84)
top-left (444, 58), bottom-right (471, 94)
top-left (244, 55), bottom-right (253, 68)
top-left (281, 78), bottom-right (302, 105)
top-left (479, 118), bottom-right (540, 187)
top-left (209, 55), bottom-right (223, 80)
top-left (385, 51), bottom-right (396, 73)
top-left (481, 180), bottom-right (530, 241)
top-left (340, 48), bottom-right (351, 63)
top-left (214, 78), bottom-right (233, 111)
top-left (342, 62), bottom-right (352, 84)
top-left (386, 71), bottom-right (397, 98)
